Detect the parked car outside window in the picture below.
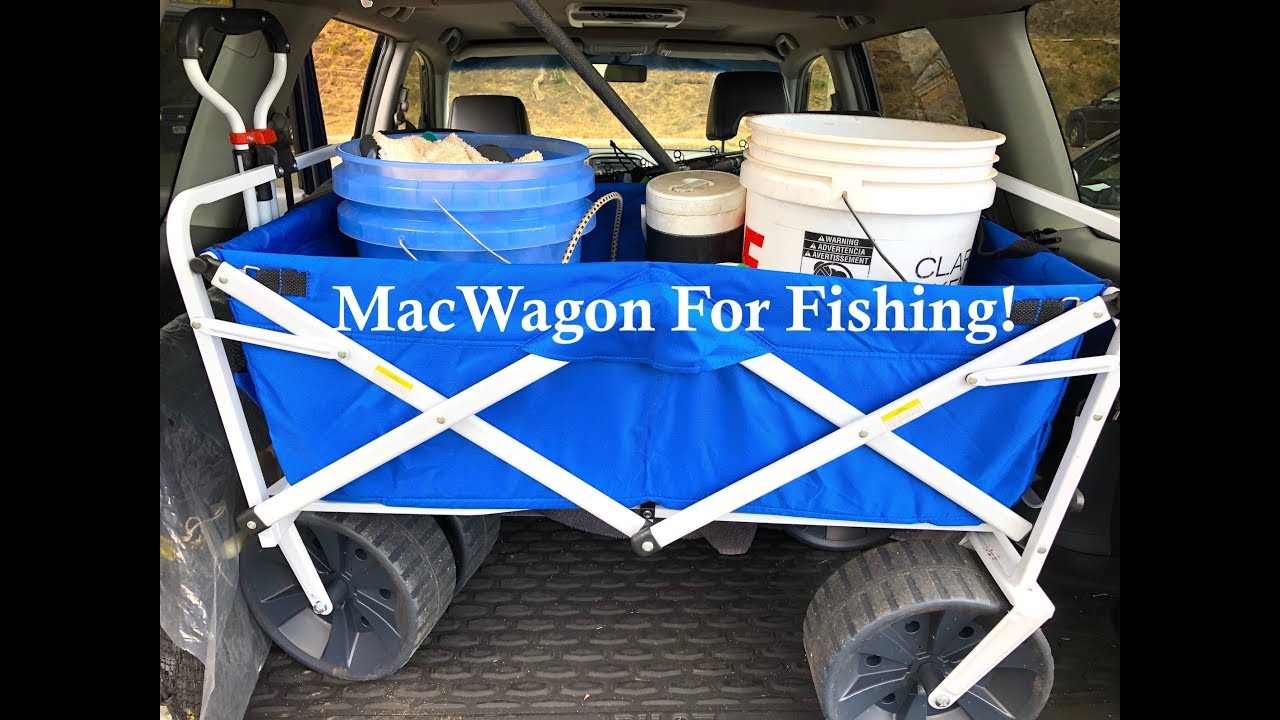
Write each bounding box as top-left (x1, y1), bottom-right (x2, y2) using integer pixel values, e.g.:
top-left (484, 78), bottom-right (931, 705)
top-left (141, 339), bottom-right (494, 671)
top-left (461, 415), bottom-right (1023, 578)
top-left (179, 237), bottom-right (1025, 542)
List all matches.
top-left (1066, 85), bottom-right (1120, 147)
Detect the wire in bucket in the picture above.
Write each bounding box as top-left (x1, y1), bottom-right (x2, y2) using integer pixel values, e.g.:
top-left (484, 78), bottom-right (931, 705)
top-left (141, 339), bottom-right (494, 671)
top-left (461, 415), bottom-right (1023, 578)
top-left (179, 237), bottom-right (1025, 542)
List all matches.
top-left (397, 237), bottom-right (419, 261)
top-left (840, 191), bottom-right (907, 282)
top-left (432, 198), bottom-right (513, 264)
top-left (398, 194), bottom-right (624, 265)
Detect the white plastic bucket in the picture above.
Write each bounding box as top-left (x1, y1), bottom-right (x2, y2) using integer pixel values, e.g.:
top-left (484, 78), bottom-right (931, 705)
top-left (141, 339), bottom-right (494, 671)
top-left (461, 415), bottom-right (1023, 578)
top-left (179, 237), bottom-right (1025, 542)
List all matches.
top-left (739, 114), bottom-right (1005, 284)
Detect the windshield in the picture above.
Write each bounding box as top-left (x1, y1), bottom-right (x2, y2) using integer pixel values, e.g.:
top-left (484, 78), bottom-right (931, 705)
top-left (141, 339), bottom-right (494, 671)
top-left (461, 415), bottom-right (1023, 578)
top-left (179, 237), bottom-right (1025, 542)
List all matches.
top-left (447, 55), bottom-right (780, 151)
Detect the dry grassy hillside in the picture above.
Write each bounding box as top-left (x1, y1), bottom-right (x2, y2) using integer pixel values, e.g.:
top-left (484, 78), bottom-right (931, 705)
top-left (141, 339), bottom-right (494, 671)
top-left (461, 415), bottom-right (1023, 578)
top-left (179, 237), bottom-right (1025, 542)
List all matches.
top-left (1030, 38), bottom-right (1120, 128)
top-left (447, 65), bottom-right (749, 149)
top-left (311, 21), bottom-right (379, 141)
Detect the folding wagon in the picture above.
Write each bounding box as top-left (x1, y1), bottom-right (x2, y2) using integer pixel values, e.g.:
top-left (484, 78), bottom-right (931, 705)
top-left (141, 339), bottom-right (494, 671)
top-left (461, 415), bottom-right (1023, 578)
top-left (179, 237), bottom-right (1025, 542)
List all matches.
top-left (166, 138), bottom-right (1119, 719)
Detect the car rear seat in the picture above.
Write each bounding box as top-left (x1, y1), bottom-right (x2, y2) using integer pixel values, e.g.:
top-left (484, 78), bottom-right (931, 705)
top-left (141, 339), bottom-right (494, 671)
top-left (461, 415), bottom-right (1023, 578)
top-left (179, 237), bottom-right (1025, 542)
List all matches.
top-left (705, 71), bottom-right (789, 145)
top-left (449, 95), bottom-right (531, 134)
top-left (706, 72), bottom-right (883, 148)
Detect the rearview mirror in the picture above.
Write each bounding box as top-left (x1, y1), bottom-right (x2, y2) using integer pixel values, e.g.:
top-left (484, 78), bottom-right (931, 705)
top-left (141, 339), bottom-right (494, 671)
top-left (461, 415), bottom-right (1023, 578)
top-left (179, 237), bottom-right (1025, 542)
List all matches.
top-left (602, 63), bottom-right (647, 83)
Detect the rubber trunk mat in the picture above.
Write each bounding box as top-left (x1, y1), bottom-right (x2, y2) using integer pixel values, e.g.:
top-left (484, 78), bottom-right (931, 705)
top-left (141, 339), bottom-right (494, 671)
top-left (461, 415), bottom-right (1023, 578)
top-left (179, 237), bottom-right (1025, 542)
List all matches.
top-left (246, 517), bottom-right (1120, 719)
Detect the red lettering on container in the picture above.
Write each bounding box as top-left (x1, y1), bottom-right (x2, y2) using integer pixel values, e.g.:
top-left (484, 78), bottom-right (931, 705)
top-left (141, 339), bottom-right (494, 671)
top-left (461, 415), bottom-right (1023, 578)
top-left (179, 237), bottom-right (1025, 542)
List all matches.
top-left (743, 226), bottom-right (765, 268)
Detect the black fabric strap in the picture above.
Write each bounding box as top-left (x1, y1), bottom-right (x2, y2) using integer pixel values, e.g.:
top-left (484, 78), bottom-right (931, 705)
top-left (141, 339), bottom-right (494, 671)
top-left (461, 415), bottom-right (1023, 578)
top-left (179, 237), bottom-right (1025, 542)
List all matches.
top-left (1010, 299), bottom-right (1041, 325)
top-left (975, 224), bottom-right (1062, 260)
top-left (208, 294), bottom-right (248, 374)
top-left (254, 268), bottom-right (308, 297)
top-left (256, 268), bottom-right (280, 293)
top-left (1038, 299), bottom-right (1067, 323)
top-left (1009, 298), bottom-right (1082, 327)
top-left (985, 237), bottom-right (1053, 259)
top-left (280, 269), bottom-right (307, 296)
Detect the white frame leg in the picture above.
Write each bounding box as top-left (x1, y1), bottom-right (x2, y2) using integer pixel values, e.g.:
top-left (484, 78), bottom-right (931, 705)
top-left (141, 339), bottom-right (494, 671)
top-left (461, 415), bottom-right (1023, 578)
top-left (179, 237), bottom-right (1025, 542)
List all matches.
top-left (995, 172), bottom-right (1120, 240)
top-left (1013, 326), bottom-right (1120, 586)
top-left (275, 523), bottom-right (335, 615)
top-left (925, 321), bottom-right (1119, 709)
top-left (167, 148), bottom-right (338, 608)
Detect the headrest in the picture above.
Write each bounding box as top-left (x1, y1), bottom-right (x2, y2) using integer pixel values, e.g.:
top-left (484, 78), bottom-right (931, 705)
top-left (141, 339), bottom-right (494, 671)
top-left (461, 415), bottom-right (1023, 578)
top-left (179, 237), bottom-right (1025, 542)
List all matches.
top-left (705, 71), bottom-right (789, 142)
top-left (449, 95), bottom-right (531, 135)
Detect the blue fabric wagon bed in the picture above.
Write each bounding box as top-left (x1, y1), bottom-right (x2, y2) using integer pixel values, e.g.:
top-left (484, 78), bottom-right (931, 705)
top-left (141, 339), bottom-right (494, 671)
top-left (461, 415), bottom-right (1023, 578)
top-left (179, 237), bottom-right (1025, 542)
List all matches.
top-left (210, 186), bottom-right (1106, 528)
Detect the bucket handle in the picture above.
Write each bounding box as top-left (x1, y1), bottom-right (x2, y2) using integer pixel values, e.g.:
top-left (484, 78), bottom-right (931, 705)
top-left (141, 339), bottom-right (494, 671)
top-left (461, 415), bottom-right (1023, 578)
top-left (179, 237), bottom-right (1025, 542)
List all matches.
top-left (839, 191), bottom-right (906, 282)
top-left (431, 198), bottom-right (513, 264)
top-left (397, 237), bottom-right (419, 261)
top-left (751, 159), bottom-right (867, 206)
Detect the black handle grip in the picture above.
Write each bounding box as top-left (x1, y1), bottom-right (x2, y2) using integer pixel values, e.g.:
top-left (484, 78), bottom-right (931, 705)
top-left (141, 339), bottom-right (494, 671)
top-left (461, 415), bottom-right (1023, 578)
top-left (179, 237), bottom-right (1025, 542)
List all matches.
top-left (176, 7), bottom-right (290, 60)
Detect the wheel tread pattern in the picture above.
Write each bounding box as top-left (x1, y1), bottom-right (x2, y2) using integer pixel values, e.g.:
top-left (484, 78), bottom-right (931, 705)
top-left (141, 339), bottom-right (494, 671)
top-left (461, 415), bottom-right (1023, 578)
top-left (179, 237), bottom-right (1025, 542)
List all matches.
top-left (247, 513), bottom-right (457, 680)
top-left (433, 514), bottom-right (502, 593)
top-left (326, 513), bottom-right (459, 652)
top-left (803, 540), bottom-right (1014, 716)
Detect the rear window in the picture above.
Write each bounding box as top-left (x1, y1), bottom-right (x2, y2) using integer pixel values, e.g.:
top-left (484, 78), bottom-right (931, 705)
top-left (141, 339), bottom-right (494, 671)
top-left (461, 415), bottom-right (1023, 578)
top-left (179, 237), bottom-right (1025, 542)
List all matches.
top-left (447, 56), bottom-right (779, 150)
top-left (866, 29), bottom-right (966, 126)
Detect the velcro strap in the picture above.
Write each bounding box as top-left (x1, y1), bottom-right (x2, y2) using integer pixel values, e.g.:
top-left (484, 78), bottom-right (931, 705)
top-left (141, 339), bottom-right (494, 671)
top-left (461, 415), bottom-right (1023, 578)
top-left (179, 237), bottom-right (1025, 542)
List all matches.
top-left (254, 268), bottom-right (308, 297)
top-left (1010, 298), bottom-right (1076, 326)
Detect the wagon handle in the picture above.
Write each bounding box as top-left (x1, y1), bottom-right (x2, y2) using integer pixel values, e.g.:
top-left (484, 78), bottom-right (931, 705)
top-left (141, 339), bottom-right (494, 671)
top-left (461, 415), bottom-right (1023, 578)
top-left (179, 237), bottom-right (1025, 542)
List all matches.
top-left (176, 7), bottom-right (292, 229)
top-left (176, 7), bottom-right (290, 60)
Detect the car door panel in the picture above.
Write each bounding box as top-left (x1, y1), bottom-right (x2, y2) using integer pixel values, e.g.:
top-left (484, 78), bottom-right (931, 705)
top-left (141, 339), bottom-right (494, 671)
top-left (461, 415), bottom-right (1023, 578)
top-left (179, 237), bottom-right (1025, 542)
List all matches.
top-left (1054, 226), bottom-right (1119, 285)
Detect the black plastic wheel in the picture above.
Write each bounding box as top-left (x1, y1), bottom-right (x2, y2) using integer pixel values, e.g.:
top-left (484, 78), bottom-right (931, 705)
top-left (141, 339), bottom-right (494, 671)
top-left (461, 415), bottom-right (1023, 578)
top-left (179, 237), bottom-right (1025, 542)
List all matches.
top-left (240, 513), bottom-right (456, 680)
top-left (433, 514), bottom-right (502, 594)
top-left (805, 542), bottom-right (1053, 720)
top-left (787, 524), bottom-right (894, 551)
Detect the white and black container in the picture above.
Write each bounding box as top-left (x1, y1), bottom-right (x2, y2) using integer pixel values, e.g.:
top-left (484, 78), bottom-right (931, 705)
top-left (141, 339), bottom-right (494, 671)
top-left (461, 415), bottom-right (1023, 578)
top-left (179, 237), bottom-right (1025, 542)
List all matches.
top-left (644, 170), bottom-right (746, 263)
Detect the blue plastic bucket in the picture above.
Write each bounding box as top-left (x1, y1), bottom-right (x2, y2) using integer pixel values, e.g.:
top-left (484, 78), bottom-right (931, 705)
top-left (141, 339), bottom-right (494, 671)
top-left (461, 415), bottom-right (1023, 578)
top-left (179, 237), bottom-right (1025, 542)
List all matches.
top-left (333, 132), bottom-right (596, 263)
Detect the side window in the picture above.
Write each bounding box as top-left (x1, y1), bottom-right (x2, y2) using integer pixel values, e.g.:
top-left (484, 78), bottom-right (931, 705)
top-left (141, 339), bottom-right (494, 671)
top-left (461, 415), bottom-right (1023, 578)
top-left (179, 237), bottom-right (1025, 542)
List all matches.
top-left (802, 56), bottom-right (833, 111)
top-left (1028, 0), bottom-right (1120, 149)
top-left (866, 29), bottom-right (966, 125)
top-left (400, 51), bottom-right (429, 129)
top-left (310, 20), bottom-right (380, 143)
top-left (1075, 136), bottom-right (1119, 210)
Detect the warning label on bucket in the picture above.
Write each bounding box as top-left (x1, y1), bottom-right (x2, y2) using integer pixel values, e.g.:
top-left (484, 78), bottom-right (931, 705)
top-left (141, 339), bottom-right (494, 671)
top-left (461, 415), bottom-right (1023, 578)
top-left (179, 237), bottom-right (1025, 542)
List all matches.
top-left (800, 231), bottom-right (873, 277)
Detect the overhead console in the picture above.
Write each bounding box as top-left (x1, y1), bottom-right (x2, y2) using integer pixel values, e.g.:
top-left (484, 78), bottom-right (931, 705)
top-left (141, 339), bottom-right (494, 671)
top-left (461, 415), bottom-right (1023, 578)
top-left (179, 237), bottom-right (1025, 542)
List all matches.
top-left (565, 4), bottom-right (688, 28)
